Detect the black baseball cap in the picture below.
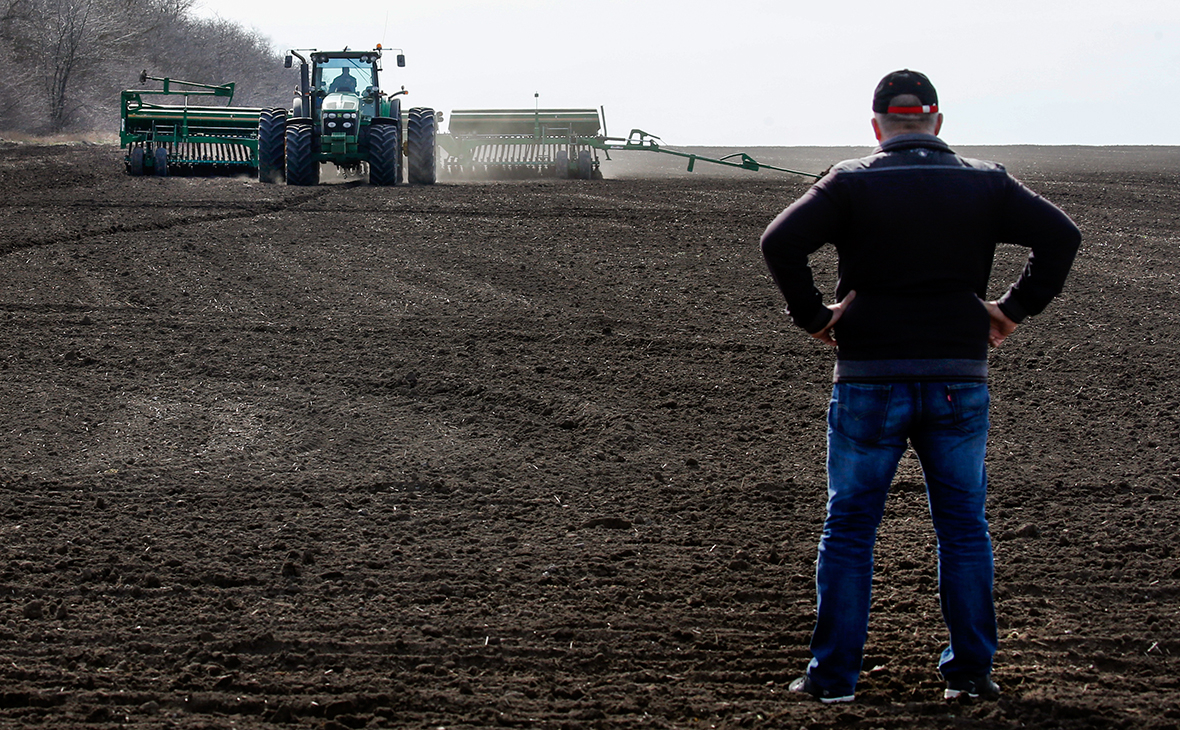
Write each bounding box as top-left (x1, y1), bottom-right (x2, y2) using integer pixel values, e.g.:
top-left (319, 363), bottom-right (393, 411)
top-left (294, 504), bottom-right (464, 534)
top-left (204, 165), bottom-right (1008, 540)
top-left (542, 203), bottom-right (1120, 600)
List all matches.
top-left (872, 69), bottom-right (938, 114)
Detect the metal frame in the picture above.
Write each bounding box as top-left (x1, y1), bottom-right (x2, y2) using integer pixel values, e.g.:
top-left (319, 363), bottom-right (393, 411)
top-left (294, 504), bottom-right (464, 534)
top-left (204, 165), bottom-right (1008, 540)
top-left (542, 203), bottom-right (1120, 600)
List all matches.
top-left (120, 73), bottom-right (261, 174)
top-left (438, 108), bottom-right (603, 178)
top-left (594, 129), bottom-right (822, 179)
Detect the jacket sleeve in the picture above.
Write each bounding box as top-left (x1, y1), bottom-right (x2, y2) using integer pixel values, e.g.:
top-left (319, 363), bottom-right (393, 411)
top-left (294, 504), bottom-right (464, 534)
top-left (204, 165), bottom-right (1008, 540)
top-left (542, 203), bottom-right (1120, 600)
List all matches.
top-left (760, 181), bottom-right (842, 333)
top-left (994, 176), bottom-right (1082, 322)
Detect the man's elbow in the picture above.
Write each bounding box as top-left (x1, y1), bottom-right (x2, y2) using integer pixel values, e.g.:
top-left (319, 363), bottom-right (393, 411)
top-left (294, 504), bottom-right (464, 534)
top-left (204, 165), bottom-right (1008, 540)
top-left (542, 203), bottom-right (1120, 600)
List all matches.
top-left (759, 224), bottom-right (778, 253)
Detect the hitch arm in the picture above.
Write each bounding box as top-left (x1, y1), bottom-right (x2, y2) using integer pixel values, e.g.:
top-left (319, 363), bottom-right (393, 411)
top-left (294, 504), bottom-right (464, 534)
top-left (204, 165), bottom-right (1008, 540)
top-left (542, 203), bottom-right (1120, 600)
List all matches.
top-left (592, 129), bottom-right (822, 180)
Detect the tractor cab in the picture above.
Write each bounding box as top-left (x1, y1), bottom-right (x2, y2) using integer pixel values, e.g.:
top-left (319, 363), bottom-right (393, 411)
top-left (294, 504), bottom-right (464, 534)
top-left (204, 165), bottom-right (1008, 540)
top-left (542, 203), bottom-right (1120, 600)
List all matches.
top-left (312, 53), bottom-right (379, 121)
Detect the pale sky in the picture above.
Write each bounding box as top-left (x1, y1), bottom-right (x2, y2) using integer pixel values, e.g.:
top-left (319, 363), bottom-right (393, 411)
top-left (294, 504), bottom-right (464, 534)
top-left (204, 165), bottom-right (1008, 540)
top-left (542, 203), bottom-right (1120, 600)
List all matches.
top-left (192, 0), bottom-right (1179, 146)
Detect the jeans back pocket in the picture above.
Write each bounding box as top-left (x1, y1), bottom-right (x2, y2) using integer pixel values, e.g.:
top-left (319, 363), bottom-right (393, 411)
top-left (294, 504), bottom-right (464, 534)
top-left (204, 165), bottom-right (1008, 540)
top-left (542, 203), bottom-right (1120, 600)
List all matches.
top-left (829, 383), bottom-right (894, 444)
top-left (946, 382), bottom-right (990, 433)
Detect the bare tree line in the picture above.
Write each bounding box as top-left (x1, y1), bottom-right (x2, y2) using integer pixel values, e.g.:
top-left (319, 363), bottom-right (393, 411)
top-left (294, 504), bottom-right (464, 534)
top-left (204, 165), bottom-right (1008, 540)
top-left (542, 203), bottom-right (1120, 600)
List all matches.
top-left (0, 0), bottom-right (290, 134)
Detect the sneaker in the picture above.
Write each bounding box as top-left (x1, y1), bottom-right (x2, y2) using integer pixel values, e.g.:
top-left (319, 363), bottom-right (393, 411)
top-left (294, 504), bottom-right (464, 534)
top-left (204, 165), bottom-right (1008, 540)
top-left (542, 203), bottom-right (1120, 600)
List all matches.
top-left (944, 674), bottom-right (1001, 701)
top-left (789, 675), bottom-right (855, 704)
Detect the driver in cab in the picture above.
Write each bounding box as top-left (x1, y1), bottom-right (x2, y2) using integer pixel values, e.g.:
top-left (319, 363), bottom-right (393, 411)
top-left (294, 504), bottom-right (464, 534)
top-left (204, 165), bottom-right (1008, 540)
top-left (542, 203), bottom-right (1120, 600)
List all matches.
top-left (329, 67), bottom-right (357, 94)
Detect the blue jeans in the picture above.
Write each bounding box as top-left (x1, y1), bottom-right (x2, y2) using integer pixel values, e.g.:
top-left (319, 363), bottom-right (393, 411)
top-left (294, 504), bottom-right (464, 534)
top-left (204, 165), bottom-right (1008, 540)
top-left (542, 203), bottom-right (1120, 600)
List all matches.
top-left (806, 381), bottom-right (997, 696)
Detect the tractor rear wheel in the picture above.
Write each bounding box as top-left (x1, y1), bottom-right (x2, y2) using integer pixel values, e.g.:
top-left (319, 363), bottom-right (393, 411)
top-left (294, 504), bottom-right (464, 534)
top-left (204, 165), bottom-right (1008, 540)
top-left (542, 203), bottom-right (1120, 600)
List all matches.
top-left (555, 150), bottom-right (569, 179)
top-left (128, 147), bottom-right (144, 176)
top-left (407, 107), bottom-right (437, 185)
top-left (154, 147), bottom-right (169, 177)
top-left (285, 124), bottom-right (318, 186)
top-left (368, 122), bottom-right (401, 186)
top-left (258, 108), bottom-right (287, 183)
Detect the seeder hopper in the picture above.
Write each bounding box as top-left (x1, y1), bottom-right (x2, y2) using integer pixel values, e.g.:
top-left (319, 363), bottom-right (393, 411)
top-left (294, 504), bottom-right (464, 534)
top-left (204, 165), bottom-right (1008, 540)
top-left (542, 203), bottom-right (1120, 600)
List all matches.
top-left (439, 107), bottom-right (604, 179)
top-left (120, 73), bottom-right (261, 176)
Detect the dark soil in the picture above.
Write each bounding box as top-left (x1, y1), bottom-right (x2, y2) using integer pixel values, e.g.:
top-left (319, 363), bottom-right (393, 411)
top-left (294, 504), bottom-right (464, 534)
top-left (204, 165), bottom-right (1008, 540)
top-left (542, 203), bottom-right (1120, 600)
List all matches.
top-left (1, 141), bottom-right (1178, 729)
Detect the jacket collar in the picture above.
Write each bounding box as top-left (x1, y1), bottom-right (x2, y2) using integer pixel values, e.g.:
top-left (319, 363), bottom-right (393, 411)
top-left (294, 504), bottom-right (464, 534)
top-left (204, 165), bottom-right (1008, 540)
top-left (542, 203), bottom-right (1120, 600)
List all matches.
top-left (875, 133), bottom-right (953, 154)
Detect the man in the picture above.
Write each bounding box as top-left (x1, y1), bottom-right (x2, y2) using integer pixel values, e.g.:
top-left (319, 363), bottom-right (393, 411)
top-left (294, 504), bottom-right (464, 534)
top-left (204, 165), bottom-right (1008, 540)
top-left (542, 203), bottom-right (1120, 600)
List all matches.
top-left (760, 69), bottom-right (1080, 704)
top-left (329, 67), bottom-right (357, 94)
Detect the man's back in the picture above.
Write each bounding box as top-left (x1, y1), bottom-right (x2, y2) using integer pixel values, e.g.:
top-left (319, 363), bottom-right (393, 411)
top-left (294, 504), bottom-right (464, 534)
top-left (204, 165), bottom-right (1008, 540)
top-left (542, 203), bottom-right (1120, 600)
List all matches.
top-left (761, 132), bottom-right (1080, 380)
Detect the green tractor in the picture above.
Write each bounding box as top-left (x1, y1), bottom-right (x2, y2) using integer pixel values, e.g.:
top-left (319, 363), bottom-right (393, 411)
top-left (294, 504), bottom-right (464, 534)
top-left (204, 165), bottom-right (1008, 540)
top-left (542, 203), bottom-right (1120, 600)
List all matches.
top-left (259, 46), bottom-right (436, 186)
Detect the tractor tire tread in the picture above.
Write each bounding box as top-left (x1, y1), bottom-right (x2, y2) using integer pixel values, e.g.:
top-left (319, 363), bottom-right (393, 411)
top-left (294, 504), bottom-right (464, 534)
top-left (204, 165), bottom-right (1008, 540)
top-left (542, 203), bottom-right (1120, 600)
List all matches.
top-left (258, 107), bottom-right (287, 183)
top-left (407, 107), bottom-right (437, 185)
top-left (285, 124), bottom-right (318, 186)
top-left (369, 122), bottom-right (402, 186)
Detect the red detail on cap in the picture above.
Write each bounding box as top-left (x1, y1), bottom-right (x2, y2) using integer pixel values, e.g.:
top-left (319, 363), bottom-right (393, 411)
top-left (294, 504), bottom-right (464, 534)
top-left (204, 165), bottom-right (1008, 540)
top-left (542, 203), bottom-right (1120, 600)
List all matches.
top-left (887, 104), bottom-right (938, 114)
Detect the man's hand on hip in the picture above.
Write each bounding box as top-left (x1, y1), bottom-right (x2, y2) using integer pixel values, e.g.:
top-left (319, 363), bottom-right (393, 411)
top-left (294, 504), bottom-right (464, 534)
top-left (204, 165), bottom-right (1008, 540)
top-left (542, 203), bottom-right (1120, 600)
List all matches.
top-left (811, 291), bottom-right (856, 347)
top-left (983, 301), bottom-right (1017, 348)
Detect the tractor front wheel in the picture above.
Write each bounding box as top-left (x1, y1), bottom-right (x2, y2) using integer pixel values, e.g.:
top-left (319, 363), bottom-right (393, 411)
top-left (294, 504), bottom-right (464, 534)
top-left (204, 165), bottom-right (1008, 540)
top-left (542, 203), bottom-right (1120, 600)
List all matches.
top-left (258, 107), bottom-right (287, 183)
top-left (368, 122), bottom-right (401, 186)
top-left (407, 107), bottom-right (437, 185)
top-left (285, 124), bottom-right (318, 186)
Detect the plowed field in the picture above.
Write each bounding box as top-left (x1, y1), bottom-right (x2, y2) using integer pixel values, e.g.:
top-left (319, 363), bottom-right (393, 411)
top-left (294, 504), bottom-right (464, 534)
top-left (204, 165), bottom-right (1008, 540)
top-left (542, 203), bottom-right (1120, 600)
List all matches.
top-left (1, 142), bottom-right (1178, 729)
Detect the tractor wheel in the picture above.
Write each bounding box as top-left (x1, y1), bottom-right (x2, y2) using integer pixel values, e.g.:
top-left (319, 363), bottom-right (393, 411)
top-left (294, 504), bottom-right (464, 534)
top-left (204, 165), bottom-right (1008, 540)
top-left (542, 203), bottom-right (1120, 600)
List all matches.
top-left (128, 147), bottom-right (144, 176)
top-left (555, 150), bottom-right (569, 179)
top-left (154, 147), bottom-right (169, 177)
top-left (406, 107), bottom-right (437, 185)
top-left (368, 122), bottom-right (401, 186)
top-left (285, 124), bottom-right (318, 186)
top-left (258, 107), bottom-right (287, 183)
top-left (577, 150), bottom-right (592, 180)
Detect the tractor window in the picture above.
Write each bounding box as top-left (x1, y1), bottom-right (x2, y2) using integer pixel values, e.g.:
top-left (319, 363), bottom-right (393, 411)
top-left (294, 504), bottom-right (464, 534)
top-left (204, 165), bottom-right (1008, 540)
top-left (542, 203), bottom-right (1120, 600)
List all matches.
top-left (316, 59), bottom-right (375, 95)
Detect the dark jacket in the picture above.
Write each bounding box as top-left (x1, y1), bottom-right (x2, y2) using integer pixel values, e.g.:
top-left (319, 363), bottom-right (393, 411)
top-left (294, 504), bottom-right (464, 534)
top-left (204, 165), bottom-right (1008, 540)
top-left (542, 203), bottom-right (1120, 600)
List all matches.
top-left (760, 133), bottom-right (1080, 382)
